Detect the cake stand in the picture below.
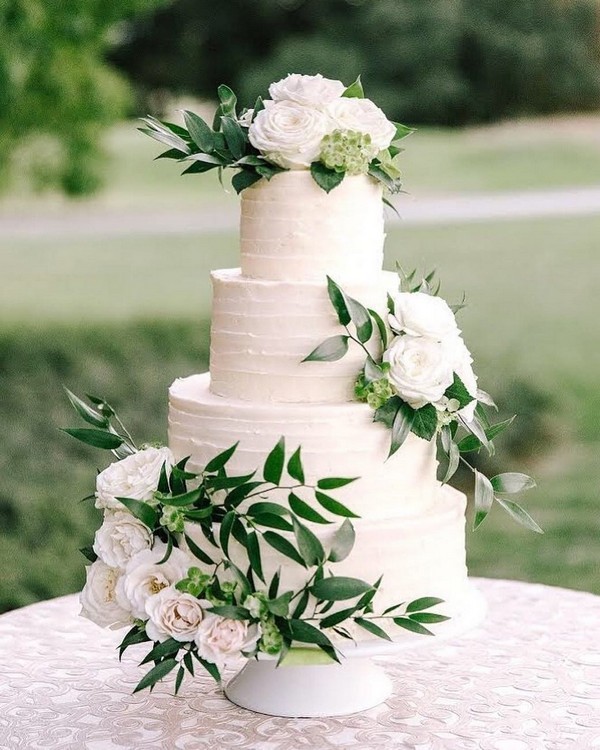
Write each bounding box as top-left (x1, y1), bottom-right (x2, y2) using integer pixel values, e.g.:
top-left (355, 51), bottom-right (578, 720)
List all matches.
top-left (224, 581), bottom-right (487, 718)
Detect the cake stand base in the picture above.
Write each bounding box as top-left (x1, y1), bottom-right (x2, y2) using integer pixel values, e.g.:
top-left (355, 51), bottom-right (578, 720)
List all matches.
top-left (224, 655), bottom-right (393, 718)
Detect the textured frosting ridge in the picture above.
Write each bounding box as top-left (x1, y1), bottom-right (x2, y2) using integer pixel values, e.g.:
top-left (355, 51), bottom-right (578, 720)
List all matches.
top-left (240, 171), bottom-right (384, 283)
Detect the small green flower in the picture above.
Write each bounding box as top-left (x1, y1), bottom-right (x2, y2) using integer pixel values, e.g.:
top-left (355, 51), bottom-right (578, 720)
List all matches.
top-left (159, 506), bottom-right (185, 533)
top-left (319, 129), bottom-right (378, 175)
top-left (259, 616), bottom-right (284, 655)
top-left (359, 376), bottom-right (395, 410)
top-left (244, 592), bottom-right (269, 620)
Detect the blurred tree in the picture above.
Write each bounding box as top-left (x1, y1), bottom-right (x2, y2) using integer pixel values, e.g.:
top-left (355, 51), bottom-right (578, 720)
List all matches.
top-left (0, 0), bottom-right (168, 195)
top-left (111, 0), bottom-right (600, 126)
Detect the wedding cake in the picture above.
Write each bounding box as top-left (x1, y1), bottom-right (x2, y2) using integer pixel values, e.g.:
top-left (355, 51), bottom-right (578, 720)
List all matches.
top-left (168, 164), bottom-right (469, 623)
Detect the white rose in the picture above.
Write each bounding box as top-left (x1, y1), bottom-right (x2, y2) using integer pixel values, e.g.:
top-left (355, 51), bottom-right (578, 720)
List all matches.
top-left (248, 101), bottom-right (330, 169)
top-left (95, 446), bottom-right (174, 510)
top-left (80, 560), bottom-right (131, 630)
top-left (326, 97), bottom-right (396, 151)
top-left (383, 335), bottom-right (455, 409)
top-left (389, 292), bottom-right (460, 341)
top-left (93, 510), bottom-right (153, 569)
top-left (268, 73), bottom-right (345, 108)
top-left (116, 543), bottom-right (193, 620)
top-left (145, 587), bottom-right (206, 643)
top-left (195, 614), bottom-right (261, 669)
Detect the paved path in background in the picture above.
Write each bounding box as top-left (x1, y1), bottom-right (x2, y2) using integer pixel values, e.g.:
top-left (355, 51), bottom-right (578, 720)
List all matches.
top-left (2, 186), bottom-right (600, 239)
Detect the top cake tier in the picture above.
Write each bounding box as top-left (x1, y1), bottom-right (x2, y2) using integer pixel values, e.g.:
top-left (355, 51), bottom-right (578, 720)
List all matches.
top-left (240, 171), bottom-right (385, 283)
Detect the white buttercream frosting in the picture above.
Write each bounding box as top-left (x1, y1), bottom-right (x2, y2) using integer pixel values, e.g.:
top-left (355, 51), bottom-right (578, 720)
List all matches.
top-left (209, 269), bottom-right (398, 403)
top-left (240, 171), bottom-right (384, 283)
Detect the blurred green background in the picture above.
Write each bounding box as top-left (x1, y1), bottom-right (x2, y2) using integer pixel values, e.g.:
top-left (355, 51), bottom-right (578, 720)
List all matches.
top-left (1, 0), bottom-right (599, 613)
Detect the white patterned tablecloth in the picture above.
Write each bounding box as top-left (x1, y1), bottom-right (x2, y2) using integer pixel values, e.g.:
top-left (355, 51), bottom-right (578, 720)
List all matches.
top-left (1, 578), bottom-right (600, 750)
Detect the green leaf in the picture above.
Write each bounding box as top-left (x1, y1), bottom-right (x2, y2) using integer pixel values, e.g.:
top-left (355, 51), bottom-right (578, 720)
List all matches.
top-left (236, 155), bottom-right (267, 166)
top-left (364, 357), bottom-right (385, 384)
top-left (288, 619), bottom-right (337, 650)
top-left (441, 439), bottom-right (460, 484)
top-left (460, 414), bottom-right (493, 455)
top-left (491, 473), bottom-right (537, 494)
top-left (457, 416), bottom-right (516, 453)
top-left (157, 534), bottom-right (173, 564)
top-left (175, 665), bottom-right (185, 696)
top-left (154, 147), bottom-right (187, 161)
top-left (292, 517), bottom-right (325, 566)
top-left (476, 388), bottom-right (497, 409)
top-left (268, 570), bottom-right (280, 599)
top-left (64, 388), bottom-right (108, 428)
top-left (315, 491), bottom-right (359, 519)
top-left (389, 402), bottom-right (415, 458)
top-left (195, 654), bottom-right (221, 683)
top-left (328, 519), bottom-right (356, 562)
top-left (373, 395), bottom-right (404, 429)
top-left (61, 428), bottom-right (123, 450)
top-left (264, 437), bottom-right (285, 484)
top-left (204, 442), bottom-right (239, 473)
top-left (356, 574), bottom-right (382, 610)
top-left (231, 169), bottom-right (262, 194)
top-left (411, 404), bottom-right (438, 441)
top-left (392, 617), bottom-right (434, 636)
top-left (302, 335), bottom-right (349, 362)
top-left (255, 163), bottom-right (286, 181)
top-left (319, 605), bottom-right (360, 629)
top-left (266, 591), bottom-right (293, 617)
top-left (368, 163), bottom-right (399, 192)
top-left (225, 481), bottom-right (264, 509)
top-left (287, 446), bottom-right (305, 484)
top-left (116, 497), bottom-right (157, 529)
top-left (345, 295), bottom-right (373, 344)
top-left (263, 531), bottom-right (306, 567)
top-left (252, 513), bottom-right (293, 531)
top-left (181, 160), bottom-right (218, 175)
top-left (288, 492), bottom-right (330, 524)
top-left (184, 533), bottom-right (215, 566)
top-left (246, 531), bottom-right (265, 582)
top-left (473, 470), bottom-right (494, 530)
top-left (392, 122), bottom-right (416, 141)
top-left (409, 612), bottom-right (450, 624)
top-left (159, 487), bottom-right (202, 507)
top-left (208, 605), bottom-right (250, 620)
top-left (367, 308), bottom-right (388, 349)
top-left (444, 374), bottom-right (474, 409)
top-left (342, 75), bottom-right (364, 98)
top-left (79, 546), bottom-right (97, 562)
top-left (140, 637), bottom-right (181, 665)
top-left (317, 477), bottom-right (359, 490)
top-left (139, 126), bottom-right (190, 155)
top-left (221, 116), bottom-right (246, 161)
top-left (292, 589), bottom-right (310, 619)
top-left (246, 502), bottom-right (287, 517)
top-left (187, 152), bottom-right (228, 166)
top-left (133, 658), bottom-right (178, 693)
top-left (495, 497), bottom-right (544, 534)
top-left (382, 195), bottom-right (401, 219)
top-left (118, 626), bottom-right (150, 658)
top-left (226, 561), bottom-right (252, 599)
top-left (183, 652), bottom-right (195, 677)
top-left (311, 576), bottom-right (373, 601)
top-left (326, 276), bottom-right (351, 326)
top-left (208, 472), bottom-right (256, 491)
top-left (406, 596), bottom-right (444, 612)
top-left (310, 162), bottom-right (345, 193)
top-left (217, 84), bottom-right (237, 117)
top-left (219, 511), bottom-right (236, 558)
top-left (354, 618), bottom-right (392, 641)
top-left (182, 110), bottom-right (215, 152)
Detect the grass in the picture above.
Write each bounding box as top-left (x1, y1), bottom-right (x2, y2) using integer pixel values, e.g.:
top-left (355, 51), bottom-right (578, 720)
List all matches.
top-left (1, 115), bottom-right (599, 612)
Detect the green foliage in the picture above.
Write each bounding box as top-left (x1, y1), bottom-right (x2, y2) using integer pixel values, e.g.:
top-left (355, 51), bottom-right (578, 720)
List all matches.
top-left (0, 0), bottom-right (168, 195)
top-left (112, 0), bottom-right (600, 126)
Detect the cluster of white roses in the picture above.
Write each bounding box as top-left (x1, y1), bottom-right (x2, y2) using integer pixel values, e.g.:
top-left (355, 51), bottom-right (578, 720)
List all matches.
top-left (383, 291), bottom-right (478, 421)
top-left (80, 446), bottom-right (259, 669)
top-left (247, 73), bottom-right (396, 170)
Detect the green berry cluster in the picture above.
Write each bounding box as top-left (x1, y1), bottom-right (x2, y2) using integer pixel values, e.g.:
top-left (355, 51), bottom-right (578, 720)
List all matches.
top-left (319, 129), bottom-right (378, 175)
top-left (160, 506), bottom-right (185, 533)
top-left (355, 374), bottom-right (394, 410)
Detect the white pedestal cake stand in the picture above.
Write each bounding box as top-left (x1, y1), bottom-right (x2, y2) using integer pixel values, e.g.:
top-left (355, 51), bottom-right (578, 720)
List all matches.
top-left (224, 581), bottom-right (487, 718)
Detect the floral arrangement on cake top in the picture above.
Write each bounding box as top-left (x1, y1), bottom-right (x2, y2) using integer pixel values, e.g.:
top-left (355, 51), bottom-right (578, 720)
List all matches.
top-left (304, 270), bottom-right (541, 534)
top-left (140, 73), bottom-right (410, 196)
top-left (63, 394), bottom-right (448, 694)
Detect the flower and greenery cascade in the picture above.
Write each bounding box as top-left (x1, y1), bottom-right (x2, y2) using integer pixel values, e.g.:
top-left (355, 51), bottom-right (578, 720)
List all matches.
top-left (63, 392), bottom-right (449, 694)
top-left (140, 73), bottom-right (411, 199)
top-left (304, 270), bottom-right (541, 534)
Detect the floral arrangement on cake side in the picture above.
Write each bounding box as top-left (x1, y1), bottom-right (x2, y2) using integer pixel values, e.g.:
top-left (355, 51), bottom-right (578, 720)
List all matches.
top-left (305, 270), bottom-right (541, 534)
top-left (63, 394), bottom-right (448, 694)
top-left (140, 73), bottom-right (409, 197)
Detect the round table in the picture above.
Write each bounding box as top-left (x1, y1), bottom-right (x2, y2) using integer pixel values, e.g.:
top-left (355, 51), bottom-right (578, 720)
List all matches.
top-left (1, 578), bottom-right (599, 750)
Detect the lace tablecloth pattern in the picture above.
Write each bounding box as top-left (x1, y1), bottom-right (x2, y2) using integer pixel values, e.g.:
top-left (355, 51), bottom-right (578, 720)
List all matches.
top-left (1, 578), bottom-right (599, 750)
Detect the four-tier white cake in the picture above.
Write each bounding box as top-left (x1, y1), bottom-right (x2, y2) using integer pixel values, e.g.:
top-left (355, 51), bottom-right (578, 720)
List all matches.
top-left (168, 170), bottom-right (470, 622)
